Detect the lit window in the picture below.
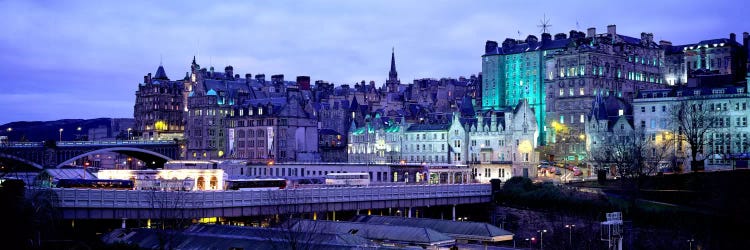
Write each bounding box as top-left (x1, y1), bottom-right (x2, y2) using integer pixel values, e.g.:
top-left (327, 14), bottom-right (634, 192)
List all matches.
top-left (618, 109), bottom-right (624, 116)
top-left (579, 88), bottom-right (585, 95)
top-left (580, 114), bottom-right (585, 123)
top-left (560, 115), bottom-right (565, 124)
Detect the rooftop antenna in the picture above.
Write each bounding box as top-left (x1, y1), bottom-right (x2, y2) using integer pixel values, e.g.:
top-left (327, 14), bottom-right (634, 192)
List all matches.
top-left (538, 14), bottom-right (552, 34)
top-left (576, 19), bottom-right (580, 31)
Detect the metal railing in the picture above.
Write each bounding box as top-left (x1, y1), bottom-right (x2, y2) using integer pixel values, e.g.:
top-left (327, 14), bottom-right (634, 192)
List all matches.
top-left (56, 140), bottom-right (177, 147)
top-left (49, 184), bottom-right (491, 209)
top-left (0, 142), bottom-right (44, 147)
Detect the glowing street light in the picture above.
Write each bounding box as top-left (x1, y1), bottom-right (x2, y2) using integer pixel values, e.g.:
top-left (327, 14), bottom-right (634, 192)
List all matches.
top-left (59, 128), bottom-right (64, 141)
top-left (538, 229), bottom-right (547, 250)
top-left (127, 128), bottom-right (132, 140)
top-left (565, 224), bottom-right (576, 247)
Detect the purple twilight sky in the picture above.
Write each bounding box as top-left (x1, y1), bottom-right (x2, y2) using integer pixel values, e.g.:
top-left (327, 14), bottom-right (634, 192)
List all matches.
top-left (0, 0), bottom-right (748, 124)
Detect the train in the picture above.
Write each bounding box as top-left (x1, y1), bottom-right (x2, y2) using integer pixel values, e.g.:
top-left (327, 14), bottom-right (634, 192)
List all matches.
top-left (324, 172), bottom-right (370, 186)
top-left (56, 179), bottom-right (134, 190)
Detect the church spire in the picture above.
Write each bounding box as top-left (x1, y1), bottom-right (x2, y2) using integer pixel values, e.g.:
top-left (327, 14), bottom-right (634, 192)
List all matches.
top-left (386, 47), bottom-right (400, 93)
top-left (389, 47), bottom-right (397, 79)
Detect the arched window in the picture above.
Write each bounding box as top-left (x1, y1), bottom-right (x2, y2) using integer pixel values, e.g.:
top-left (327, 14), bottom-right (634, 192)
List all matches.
top-left (197, 176), bottom-right (205, 190)
top-left (237, 130), bottom-right (245, 138)
top-left (210, 176), bottom-right (218, 190)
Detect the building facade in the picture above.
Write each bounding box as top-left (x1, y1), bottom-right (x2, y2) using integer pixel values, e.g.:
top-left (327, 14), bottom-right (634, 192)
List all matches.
top-left (632, 75), bottom-right (750, 170)
top-left (227, 89), bottom-right (319, 164)
top-left (468, 99), bottom-right (539, 181)
top-left (544, 25), bottom-right (665, 163)
top-left (134, 65), bottom-right (188, 140)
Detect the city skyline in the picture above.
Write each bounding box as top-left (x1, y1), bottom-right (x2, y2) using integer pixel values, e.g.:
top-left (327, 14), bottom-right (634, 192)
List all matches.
top-left (1, 0), bottom-right (748, 124)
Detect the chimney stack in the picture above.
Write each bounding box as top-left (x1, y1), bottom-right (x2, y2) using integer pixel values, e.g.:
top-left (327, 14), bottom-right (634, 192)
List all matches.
top-left (587, 27), bottom-right (596, 38)
top-left (224, 66), bottom-right (234, 80)
top-left (255, 74), bottom-right (265, 83)
top-left (607, 25), bottom-right (617, 42)
top-left (296, 76), bottom-right (311, 90)
top-left (541, 33), bottom-right (552, 42)
top-left (147, 73), bottom-right (152, 84)
top-left (659, 40), bottom-right (673, 47)
top-left (271, 74), bottom-right (284, 84)
top-left (485, 40), bottom-right (498, 54)
top-left (730, 33), bottom-right (737, 42)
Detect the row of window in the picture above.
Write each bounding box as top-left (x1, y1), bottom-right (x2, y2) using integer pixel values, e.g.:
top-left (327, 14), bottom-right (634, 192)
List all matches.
top-left (235, 129), bottom-right (267, 138)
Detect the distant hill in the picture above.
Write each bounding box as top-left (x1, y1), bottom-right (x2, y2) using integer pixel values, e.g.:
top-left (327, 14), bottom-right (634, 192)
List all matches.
top-left (0, 118), bottom-right (134, 142)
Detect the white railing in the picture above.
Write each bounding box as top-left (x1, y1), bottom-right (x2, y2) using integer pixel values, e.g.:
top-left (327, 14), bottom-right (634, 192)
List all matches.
top-left (50, 184), bottom-right (491, 209)
top-left (1, 142), bottom-right (44, 147)
top-left (56, 140), bottom-right (177, 147)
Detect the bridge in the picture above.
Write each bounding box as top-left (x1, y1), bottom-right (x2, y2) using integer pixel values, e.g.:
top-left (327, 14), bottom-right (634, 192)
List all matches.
top-left (0, 140), bottom-right (179, 169)
top-left (42, 184), bottom-right (492, 220)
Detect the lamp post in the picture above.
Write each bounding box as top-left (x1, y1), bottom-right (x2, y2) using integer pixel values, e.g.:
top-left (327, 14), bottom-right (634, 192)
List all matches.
top-left (687, 238), bottom-right (694, 250)
top-left (538, 229), bottom-right (547, 250)
top-left (127, 128), bottom-right (132, 140)
top-left (59, 128), bottom-right (63, 141)
top-left (565, 224), bottom-right (575, 247)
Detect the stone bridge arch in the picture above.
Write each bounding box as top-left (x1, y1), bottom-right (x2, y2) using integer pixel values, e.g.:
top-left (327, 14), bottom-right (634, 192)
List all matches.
top-left (0, 152), bottom-right (45, 170)
top-left (55, 147), bottom-right (173, 169)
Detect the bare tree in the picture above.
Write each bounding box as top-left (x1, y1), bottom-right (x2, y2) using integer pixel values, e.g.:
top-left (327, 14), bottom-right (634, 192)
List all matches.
top-left (670, 99), bottom-right (725, 171)
top-left (148, 188), bottom-right (191, 250)
top-left (589, 127), bottom-right (675, 194)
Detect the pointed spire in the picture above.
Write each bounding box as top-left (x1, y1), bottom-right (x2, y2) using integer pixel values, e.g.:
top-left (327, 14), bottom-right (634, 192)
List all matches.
top-left (389, 47), bottom-right (397, 79)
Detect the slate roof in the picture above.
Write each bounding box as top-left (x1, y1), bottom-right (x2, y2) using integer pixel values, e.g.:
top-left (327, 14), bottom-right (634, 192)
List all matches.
top-left (37, 169), bottom-right (97, 182)
top-left (352, 215), bottom-right (514, 242)
top-left (102, 226), bottom-right (372, 250)
top-left (153, 65), bottom-right (169, 80)
top-left (288, 219), bottom-right (455, 246)
top-left (406, 123), bottom-right (451, 132)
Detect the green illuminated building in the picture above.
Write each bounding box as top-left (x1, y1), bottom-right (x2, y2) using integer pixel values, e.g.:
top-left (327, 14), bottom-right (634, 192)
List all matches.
top-left (482, 33), bottom-right (570, 145)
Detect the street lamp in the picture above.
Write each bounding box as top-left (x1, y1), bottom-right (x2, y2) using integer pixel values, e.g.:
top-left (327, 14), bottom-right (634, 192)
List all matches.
top-left (525, 237), bottom-right (536, 249)
top-left (59, 128), bottom-right (64, 141)
top-left (565, 224), bottom-right (575, 247)
top-left (687, 238), bottom-right (694, 250)
top-left (127, 128), bottom-right (132, 140)
top-left (538, 229), bottom-right (547, 250)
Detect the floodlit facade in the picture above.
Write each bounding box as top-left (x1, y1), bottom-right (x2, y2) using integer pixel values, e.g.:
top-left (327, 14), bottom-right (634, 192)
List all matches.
top-left (96, 168), bottom-right (225, 191)
top-left (468, 99), bottom-right (539, 180)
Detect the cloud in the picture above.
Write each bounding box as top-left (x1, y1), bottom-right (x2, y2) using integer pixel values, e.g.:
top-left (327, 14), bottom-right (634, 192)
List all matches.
top-left (0, 0), bottom-right (748, 123)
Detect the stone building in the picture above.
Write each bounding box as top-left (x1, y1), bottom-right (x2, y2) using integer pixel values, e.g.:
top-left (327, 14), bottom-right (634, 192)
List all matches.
top-left (133, 64), bottom-right (188, 140)
top-left (184, 61), bottom-right (254, 160)
top-left (227, 87), bottom-right (319, 164)
top-left (632, 74), bottom-right (750, 171)
top-left (347, 114), bottom-right (404, 164)
top-left (662, 32), bottom-right (749, 86)
top-left (584, 94), bottom-right (636, 174)
top-left (468, 99), bottom-right (539, 181)
top-left (482, 32), bottom-right (570, 145)
top-left (544, 25), bottom-right (664, 163)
